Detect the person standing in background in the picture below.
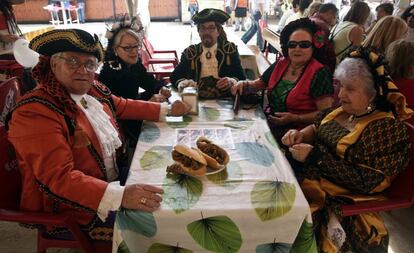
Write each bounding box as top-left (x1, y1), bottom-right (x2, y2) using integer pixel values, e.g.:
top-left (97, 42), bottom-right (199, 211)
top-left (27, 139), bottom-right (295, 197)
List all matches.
top-left (224, 0), bottom-right (233, 27)
top-left (187, 0), bottom-right (199, 26)
top-left (234, 0), bottom-right (248, 31)
top-left (0, 0), bottom-right (23, 59)
top-left (77, 0), bottom-right (85, 23)
top-left (241, 0), bottom-right (268, 50)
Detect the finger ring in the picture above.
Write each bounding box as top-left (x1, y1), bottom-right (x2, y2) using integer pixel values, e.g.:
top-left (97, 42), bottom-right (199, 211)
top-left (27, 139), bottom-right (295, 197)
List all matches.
top-left (140, 197), bottom-right (147, 204)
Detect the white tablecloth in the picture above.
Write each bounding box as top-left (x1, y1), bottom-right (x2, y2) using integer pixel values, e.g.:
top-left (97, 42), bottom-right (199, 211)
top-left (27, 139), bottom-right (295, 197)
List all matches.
top-left (112, 98), bottom-right (316, 253)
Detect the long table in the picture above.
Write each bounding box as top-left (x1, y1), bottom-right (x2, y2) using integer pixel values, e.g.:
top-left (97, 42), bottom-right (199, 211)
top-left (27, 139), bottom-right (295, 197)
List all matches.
top-left (112, 98), bottom-right (316, 253)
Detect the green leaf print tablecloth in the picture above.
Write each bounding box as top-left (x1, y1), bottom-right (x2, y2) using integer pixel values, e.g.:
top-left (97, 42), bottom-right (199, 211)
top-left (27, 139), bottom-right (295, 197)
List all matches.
top-left (112, 99), bottom-right (316, 253)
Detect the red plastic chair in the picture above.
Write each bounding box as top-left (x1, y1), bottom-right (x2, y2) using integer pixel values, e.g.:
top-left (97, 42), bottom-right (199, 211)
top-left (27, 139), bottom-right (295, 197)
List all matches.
top-left (341, 122), bottom-right (414, 216)
top-left (140, 47), bottom-right (177, 81)
top-left (0, 78), bottom-right (111, 253)
top-left (142, 37), bottom-right (179, 65)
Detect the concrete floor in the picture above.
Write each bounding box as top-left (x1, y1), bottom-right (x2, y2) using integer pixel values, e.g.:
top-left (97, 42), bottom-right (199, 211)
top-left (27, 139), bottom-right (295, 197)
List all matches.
top-left (2, 21), bottom-right (413, 253)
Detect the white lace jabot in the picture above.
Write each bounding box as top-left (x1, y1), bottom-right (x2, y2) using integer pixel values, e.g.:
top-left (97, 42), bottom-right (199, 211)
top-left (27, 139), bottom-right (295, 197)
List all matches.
top-left (200, 43), bottom-right (219, 79)
top-left (71, 94), bottom-right (122, 181)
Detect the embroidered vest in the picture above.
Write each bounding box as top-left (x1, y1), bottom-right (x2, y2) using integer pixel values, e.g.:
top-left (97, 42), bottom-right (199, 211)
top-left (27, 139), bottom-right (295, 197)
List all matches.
top-left (268, 57), bottom-right (324, 115)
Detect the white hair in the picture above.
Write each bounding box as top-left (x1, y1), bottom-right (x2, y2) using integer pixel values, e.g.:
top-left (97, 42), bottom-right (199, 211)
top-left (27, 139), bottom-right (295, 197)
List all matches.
top-left (334, 58), bottom-right (376, 97)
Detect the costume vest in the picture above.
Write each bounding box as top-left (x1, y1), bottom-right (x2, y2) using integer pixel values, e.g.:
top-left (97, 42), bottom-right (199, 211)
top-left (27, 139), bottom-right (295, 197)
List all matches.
top-left (267, 57), bottom-right (324, 115)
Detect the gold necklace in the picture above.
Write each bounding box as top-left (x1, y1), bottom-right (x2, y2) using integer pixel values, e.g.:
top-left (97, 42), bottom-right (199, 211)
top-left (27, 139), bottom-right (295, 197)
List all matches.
top-left (289, 65), bottom-right (305, 76)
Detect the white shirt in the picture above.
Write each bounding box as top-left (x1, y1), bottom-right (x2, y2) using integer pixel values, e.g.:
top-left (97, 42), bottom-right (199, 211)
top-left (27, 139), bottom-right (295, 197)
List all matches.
top-left (200, 43), bottom-right (219, 79)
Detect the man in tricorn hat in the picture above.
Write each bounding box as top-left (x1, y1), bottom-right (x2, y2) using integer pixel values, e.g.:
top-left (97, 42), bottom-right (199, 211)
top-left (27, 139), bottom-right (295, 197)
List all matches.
top-left (170, 8), bottom-right (246, 97)
top-left (7, 29), bottom-right (190, 240)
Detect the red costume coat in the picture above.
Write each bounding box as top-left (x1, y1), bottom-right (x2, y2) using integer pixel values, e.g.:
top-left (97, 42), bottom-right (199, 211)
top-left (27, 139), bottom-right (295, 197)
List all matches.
top-left (8, 81), bottom-right (161, 225)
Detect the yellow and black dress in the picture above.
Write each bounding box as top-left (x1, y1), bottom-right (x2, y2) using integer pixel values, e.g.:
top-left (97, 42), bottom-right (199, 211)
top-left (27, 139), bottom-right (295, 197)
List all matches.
top-left (301, 107), bottom-right (411, 253)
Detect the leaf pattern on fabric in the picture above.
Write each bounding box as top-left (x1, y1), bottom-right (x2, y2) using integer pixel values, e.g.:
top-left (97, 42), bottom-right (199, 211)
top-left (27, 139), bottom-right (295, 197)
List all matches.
top-left (116, 209), bottom-right (157, 238)
top-left (117, 240), bottom-right (131, 253)
top-left (206, 162), bottom-right (243, 189)
top-left (140, 146), bottom-right (173, 170)
top-left (167, 115), bottom-right (193, 128)
top-left (199, 107), bottom-right (220, 121)
top-left (236, 142), bottom-right (275, 166)
top-left (290, 220), bottom-right (317, 253)
top-left (251, 181), bottom-right (296, 221)
top-left (147, 242), bottom-right (193, 253)
top-left (187, 215), bottom-right (243, 253)
top-left (265, 131), bottom-right (279, 148)
top-left (140, 122), bottom-right (161, 143)
top-left (163, 173), bottom-right (203, 214)
top-left (255, 239), bottom-right (292, 253)
top-left (216, 99), bottom-right (233, 108)
top-left (224, 121), bottom-right (254, 130)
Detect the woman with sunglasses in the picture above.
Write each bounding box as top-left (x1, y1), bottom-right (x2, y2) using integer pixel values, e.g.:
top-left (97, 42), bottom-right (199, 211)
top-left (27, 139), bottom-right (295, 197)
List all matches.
top-left (99, 17), bottom-right (171, 148)
top-left (232, 18), bottom-right (334, 143)
top-left (401, 4), bottom-right (414, 40)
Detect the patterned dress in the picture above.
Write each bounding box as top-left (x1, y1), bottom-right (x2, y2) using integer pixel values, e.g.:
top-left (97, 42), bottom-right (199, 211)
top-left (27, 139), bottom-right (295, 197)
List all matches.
top-left (302, 109), bottom-right (411, 253)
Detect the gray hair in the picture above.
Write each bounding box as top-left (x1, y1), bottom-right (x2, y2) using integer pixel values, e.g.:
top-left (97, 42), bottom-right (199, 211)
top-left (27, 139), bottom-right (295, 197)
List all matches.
top-left (334, 58), bottom-right (376, 97)
top-left (111, 28), bottom-right (141, 50)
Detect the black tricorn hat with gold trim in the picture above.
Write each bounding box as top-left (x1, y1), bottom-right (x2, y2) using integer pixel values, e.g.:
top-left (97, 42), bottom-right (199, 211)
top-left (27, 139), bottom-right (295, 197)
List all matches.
top-left (192, 8), bottom-right (230, 24)
top-left (29, 29), bottom-right (104, 61)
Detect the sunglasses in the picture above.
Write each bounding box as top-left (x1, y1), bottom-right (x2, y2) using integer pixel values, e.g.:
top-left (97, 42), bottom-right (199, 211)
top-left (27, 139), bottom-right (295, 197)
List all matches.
top-left (407, 13), bottom-right (414, 18)
top-left (287, 40), bottom-right (313, 49)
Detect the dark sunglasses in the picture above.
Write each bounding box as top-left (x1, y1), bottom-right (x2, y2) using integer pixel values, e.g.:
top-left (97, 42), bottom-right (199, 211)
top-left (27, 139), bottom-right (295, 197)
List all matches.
top-left (287, 40), bottom-right (313, 49)
top-left (407, 12), bottom-right (413, 18)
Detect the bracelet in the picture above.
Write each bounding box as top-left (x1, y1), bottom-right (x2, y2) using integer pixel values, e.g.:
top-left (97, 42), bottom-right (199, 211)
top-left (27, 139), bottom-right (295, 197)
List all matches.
top-left (167, 104), bottom-right (172, 116)
top-left (296, 114), bottom-right (303, 122)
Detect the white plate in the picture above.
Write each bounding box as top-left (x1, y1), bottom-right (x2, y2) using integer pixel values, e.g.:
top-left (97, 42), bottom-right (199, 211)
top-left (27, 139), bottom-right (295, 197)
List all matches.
top-left (205, 166), bottom-right (226, 175)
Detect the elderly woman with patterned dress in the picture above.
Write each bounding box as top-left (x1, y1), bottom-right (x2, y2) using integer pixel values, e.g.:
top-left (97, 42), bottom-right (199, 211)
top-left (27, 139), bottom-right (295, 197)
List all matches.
top-left (281, 47), bottom-right (412, 253)
top-left (99, 17), bottom-right (171, 145)
top-left (232, 18), bottom-right (334, 143)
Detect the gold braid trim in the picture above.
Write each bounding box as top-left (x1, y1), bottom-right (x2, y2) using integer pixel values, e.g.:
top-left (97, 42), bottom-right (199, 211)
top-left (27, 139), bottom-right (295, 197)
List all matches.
top-left (30, 30), bottom-right (104, 60)
top-left (222, 41), bottom-right (236, 65)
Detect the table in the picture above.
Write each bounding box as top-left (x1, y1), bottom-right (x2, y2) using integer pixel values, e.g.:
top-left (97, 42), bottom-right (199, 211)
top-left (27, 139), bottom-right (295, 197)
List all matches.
top-left (191, 28), bottom-right (260, 80)
top-left (262, 28), bottom-right (282, 59)
top-left (112, 98), bottom-right (316, 253)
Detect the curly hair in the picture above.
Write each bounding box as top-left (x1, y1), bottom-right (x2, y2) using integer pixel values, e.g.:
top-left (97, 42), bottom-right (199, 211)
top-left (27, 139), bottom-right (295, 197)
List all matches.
top-left (280, 18), bottom-right (326, 63)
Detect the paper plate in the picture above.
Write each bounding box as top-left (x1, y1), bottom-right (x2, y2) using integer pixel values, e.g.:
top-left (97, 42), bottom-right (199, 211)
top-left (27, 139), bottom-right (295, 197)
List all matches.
top-left (205, 166), bottom-right (226, 175)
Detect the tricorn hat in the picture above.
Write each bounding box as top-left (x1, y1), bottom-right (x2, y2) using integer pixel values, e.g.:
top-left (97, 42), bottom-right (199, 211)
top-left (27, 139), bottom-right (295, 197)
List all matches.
top-left (192, 8), bottom-right (230, 25)
top-left (29, 29), bottom-right (104, 61)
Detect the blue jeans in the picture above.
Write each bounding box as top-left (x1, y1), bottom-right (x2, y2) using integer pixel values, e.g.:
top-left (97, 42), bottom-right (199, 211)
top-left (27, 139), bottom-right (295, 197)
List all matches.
top-left (77, 3), bottom-right (85, 23)
top-left (241, 14), bottom-right (263, 50)
top-left (188, 4), bottom-right (198, 24)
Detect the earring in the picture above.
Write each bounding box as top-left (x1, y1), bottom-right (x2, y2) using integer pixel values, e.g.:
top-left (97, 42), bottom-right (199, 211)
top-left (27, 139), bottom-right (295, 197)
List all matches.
top-left (366, 103), bottom-right (375, 114)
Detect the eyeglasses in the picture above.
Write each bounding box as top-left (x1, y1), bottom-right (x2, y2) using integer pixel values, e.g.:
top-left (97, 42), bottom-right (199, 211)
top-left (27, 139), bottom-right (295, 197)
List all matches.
top-left (407, 12), bottom-right (414, 18)
top-left (118, 44), bottom-right (141, 52)
top-left (199, 26), bottom-right (217, 33)
top-left (56, 55), bottom-right (98, 72)
top-left (287, 40), bottom-right (313, 49)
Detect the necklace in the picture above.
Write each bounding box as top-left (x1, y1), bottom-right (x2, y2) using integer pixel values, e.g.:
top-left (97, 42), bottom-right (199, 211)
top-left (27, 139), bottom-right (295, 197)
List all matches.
top-left (347, 108), bottom-right (376, 123)
top-left (289, 65), bottom-right (305, 76)
top-left (206, 51), bottom-right (212, 59)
